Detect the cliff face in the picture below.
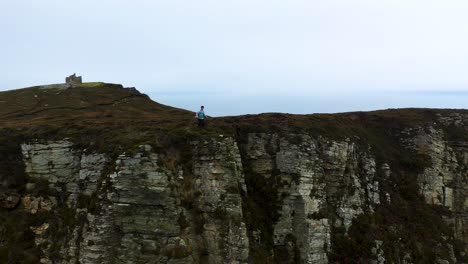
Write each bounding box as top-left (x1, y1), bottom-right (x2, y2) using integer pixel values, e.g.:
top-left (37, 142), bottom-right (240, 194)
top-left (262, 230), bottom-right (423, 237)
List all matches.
top-left (0, 84), bottom-right (467, 263)
top-left (1, 119), bottom-right (466, 264)
top-left (12, 138), bottom-right (249, 264)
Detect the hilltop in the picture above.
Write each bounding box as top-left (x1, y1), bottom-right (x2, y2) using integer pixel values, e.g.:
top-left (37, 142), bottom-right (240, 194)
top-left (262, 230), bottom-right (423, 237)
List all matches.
top-left (0, 82), bottom-right (191, 129)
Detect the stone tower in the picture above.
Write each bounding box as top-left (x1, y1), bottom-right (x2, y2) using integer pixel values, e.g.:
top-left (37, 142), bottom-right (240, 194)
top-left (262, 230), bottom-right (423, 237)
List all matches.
top-left (65, 73), bottom-right (82, 84)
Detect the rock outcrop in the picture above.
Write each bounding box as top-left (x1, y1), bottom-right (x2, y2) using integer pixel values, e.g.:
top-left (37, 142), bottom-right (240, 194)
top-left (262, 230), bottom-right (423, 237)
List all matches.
top-left (14, 137), bottom-right (250, 263)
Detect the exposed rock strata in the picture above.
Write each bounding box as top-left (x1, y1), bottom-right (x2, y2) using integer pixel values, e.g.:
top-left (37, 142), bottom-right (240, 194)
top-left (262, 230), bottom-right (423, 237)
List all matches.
top-left (242, 134), bottom-right (380, 263)
top-left (411, 126), bottom-right (468, 247)
top-left (2, 121), bottom-right (466, 263)
top-left (18, 138), bottom-right (249, 263)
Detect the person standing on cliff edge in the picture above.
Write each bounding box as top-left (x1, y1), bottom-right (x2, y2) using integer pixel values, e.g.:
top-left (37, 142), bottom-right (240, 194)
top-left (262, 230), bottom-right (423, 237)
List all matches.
top-left (195, 105), bottom-right (206, 127)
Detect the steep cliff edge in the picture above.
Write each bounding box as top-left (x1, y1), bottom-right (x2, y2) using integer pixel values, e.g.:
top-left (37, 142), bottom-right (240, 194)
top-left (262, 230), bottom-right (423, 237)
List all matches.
top-left (0, 83), bottom-right (467, 263)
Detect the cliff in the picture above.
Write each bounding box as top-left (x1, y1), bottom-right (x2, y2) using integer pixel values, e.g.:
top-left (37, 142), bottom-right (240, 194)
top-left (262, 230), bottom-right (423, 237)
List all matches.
top-left (0, 83), bottom-right (466, 263)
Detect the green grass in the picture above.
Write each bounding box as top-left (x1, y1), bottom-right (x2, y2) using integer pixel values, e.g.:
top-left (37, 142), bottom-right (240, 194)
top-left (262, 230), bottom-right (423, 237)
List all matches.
top-left (1, 83), bottom-right (466, 157)
top-left (75, 82), bottom-right (106, 88)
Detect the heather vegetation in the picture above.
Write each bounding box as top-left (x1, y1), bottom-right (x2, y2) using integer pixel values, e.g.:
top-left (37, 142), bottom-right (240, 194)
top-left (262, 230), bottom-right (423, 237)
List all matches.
top-left (0, 83), bottom-right (466, 155)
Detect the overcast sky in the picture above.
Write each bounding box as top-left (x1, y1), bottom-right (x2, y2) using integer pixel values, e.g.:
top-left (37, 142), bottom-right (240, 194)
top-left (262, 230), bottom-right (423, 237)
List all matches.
top-left (1, 0), bottom-right (468, 116)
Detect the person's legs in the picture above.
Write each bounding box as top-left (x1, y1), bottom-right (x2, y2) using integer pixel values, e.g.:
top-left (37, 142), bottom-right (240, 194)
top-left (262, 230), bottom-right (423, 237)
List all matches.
top-left (198, 119), bottom-right (205, 127)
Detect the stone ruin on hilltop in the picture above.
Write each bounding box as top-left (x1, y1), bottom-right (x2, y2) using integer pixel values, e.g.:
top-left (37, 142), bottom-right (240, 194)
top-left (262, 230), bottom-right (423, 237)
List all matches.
top-left (65, 73), bottom-right (82, 84)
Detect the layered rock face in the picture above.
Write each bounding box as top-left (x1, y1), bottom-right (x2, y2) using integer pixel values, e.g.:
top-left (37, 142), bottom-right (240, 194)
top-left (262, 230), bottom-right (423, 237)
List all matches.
top-left (17, 138), bottom-right (249, 264)
top-left (412, 123), bottom-right (468, 252)
top-left (241, 133), bottom-right (380, 263)
top-left (1, 117), bottom-right (467, 263)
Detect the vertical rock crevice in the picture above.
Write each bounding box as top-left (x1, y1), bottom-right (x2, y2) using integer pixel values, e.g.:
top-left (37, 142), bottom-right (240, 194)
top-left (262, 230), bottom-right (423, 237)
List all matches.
top-left (189, 137), bottom-right (249, 264)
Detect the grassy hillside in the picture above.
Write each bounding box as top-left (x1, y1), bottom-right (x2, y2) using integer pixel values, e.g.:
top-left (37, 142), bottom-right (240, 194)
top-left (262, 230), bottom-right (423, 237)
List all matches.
top-left (0, 82), bottom-right (467, 154)
top-left (0, 82), bottom-right (192, 129)
top-left (0, 83), bottom-right (198, 154)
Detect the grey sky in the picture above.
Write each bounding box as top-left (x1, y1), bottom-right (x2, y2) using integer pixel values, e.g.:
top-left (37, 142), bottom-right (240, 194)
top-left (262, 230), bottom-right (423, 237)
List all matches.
top-left (1, 0), bottom-right (468, 116)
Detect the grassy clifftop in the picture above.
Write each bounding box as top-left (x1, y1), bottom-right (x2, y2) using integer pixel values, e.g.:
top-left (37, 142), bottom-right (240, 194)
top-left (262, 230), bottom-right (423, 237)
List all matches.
top-left (0, 82), bottom-right (192, 129)
top-left (0, 83), bottom-right (197, 154)
top-left (0, 82), bottom-right (467, 154)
